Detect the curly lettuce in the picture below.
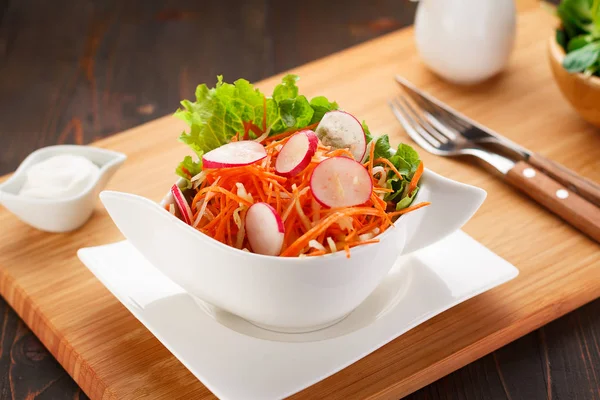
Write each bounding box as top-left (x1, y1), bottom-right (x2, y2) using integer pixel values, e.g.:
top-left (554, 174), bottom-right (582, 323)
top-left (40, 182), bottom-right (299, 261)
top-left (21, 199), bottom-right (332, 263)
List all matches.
top-left (174, 74), bottom-right (338, 181)
top-left (173, 75), bottom-right (420, 211)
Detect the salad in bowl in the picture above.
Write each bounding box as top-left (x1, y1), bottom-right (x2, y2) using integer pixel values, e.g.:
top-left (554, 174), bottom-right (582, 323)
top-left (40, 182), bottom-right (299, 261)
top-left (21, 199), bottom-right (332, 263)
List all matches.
top-left (164, 74), bottom-right (429, 258)
top-left (100, 75), bottom-right (486, 332)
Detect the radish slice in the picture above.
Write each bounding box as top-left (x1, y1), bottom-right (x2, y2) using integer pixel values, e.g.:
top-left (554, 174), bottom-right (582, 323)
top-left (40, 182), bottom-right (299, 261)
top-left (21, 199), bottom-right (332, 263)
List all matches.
top-left (202, 140), bottom-right (267, 168)
top-left (310, 157), bottom-right (372, 208)
top-left (170, 184), bottom-right (193, 225)
top-left (315, 110), bottom-right (366, 161)
top-left (275, 130), bottom-right (318, 177)
top-left (245, 202), bottom-right (285, 256)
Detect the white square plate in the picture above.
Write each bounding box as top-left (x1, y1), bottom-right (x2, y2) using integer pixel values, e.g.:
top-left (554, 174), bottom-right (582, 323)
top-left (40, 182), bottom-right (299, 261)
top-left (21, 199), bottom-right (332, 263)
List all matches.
top-left (78, 230), bottom-right (518, 400)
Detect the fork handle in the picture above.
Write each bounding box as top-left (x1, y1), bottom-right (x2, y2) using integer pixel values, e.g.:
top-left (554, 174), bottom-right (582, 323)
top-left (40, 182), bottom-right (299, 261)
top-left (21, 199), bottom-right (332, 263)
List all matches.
top-left (529, 153), bottom-right (600, 207)
top-left (505, 161), bottom-right (600, 243)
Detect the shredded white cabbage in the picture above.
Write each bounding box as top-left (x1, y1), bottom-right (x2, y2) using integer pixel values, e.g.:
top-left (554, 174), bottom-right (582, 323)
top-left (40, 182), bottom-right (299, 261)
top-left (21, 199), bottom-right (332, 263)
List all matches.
top-left (308, 240), bottom-right (326, 252)
top-left (372, 166), bottom-right (387, 186)
top-left (327, 237), bottom-right (337, 253)
top-left (295, 198), bottom-right (311, 230)
top-left (336, 215), bottom-right (353, 232)
top-left (193, 177), bottom-right (221, 227)
top-left (359, 232), bottom-right (374, 241)
top-left (191, 170), bottom-right (207, 183)
top-left (358, 228), bottom-right (380, 242)
top-left (233, 206), bottom-right (247, 249)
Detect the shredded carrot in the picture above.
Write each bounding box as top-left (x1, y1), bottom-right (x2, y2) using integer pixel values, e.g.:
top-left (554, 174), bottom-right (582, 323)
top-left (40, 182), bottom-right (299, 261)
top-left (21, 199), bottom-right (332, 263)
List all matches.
top-left (346, 238), bottom-right (380, 247)
top-left (370, 192), bottom-right (393, 227)
top-left (373, 158), bottom-right (403, 180)
top-left (265, 122), bottom-right (319, 143)
top-left (179, 127), bottom-right (428, 258)
top-left (407, 161), bottom-right (424, 197)
top-left (275, 186), bottom-right (282, 214)
top-left (281, 208), bottom-right (387, 257)
top-left (356, 220), bottom-right (381, 235)
top-left (195, 186), bottom-right (252, 206)
top-left (326, 148), bottom-right (354, 158)
top-left (388, 201), bottom-right (431, 218)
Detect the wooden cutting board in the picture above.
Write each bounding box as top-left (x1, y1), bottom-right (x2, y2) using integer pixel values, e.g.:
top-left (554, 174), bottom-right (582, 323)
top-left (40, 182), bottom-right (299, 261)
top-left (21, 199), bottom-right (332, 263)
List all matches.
top-left (0, 7), bottom-right (599, 400)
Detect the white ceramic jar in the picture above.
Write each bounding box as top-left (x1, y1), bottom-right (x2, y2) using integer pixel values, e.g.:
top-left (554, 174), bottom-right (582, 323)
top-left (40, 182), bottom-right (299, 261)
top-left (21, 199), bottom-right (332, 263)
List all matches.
top-left (414, 0), bottom-right (517, 85)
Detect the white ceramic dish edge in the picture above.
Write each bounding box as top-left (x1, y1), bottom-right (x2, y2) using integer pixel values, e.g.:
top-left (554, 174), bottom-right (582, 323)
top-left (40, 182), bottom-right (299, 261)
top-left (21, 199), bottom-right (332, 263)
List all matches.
top-left (100, 169), bottom-right (486, 332)
top-left (0, 145), bottom-right (126, 232)
top-left (99, 168), bottom-right (486, 331)
top-left (78, 230), bottom-right (519, 400)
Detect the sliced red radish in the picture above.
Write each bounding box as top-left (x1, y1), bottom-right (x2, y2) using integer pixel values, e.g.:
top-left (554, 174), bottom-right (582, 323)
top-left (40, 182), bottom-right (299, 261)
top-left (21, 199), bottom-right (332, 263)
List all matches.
top-left (245, 202), bottom-right (285, 256)
top-left (310, 157), bottom-right (372, 208)
top-left (170, 184), bottom-right (193, 225)
top-left (275, 130), bottom-right (318, 177)
top-left (315, 110), bottom-right (366, 161)
top-left (202, 140), bottom-right (267, 168)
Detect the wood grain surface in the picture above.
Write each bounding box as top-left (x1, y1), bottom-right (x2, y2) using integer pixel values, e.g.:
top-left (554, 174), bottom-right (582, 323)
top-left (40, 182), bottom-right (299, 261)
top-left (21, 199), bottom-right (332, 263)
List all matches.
top-left (529, 152), bottom-right (600, 207)
top-left (505, 161), bottom-right (600, 243)
top-left (0, 1), bottom-right (599, 399)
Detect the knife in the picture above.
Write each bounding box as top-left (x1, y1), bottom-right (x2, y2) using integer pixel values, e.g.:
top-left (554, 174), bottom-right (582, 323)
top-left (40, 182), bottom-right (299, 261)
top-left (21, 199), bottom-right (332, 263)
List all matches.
top-left (395, 75), bottom-right (600, 207)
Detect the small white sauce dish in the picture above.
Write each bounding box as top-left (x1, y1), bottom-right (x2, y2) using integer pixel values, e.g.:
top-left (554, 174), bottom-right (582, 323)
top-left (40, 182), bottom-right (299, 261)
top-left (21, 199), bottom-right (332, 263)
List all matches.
top-left (0, 145), bottom-right (126, 233)
top-left (99, 169), bottom-right (486, 333)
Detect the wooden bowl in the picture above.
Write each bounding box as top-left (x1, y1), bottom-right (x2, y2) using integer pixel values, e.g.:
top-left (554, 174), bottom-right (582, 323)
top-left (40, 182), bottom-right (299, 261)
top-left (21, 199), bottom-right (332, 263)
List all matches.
top-left (548, 34), bottom-right (600, 127)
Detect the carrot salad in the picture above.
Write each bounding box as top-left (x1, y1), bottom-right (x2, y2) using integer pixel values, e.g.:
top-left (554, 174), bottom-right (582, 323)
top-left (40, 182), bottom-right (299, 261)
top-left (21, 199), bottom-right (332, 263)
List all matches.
top-left (165, 74), bottom-right (430, 258)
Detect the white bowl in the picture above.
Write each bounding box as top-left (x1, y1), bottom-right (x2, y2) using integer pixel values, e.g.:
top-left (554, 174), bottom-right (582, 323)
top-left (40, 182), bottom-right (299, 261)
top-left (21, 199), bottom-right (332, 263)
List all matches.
top-left (0, 145), bottom-right (126, 232)
top-left (99, 168), bottom-right (485, 332)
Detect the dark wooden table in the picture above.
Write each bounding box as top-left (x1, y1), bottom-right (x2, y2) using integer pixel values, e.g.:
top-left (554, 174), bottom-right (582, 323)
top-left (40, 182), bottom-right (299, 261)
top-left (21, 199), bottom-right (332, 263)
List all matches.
top-left (0, 1), bottom-right (598, 399)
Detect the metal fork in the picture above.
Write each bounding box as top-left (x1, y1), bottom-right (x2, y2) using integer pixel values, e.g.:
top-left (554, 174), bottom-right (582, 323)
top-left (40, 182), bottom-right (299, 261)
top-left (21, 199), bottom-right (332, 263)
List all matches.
top-left (389, 94), bottom-right (600, 243)
top-left (394, 75), bottom-right (600, 207)
top-left (389, 96), bottom-right (515, 175)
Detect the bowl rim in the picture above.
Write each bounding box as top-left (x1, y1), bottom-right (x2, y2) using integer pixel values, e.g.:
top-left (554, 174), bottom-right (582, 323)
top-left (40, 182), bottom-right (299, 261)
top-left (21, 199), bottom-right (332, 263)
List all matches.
top-left (548, 32), bottom-right (600, 89)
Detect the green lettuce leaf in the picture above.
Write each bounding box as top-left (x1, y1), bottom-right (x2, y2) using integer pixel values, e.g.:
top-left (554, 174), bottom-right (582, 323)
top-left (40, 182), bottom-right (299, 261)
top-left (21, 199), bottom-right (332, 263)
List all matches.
top-left (272, 74), bottom-right (299, 102)
top-left (175, 155), bottom-right (202, 183)
top-left (175, 76), bottom-right (268, 157)
top-left (558, 0), bottom-right (598, 37)
top-left (309, 96), bottom-right (339, 124)
top-left (362, 121), bottom-right (374, 143)
top-left (384, 179), bottom-right (406, 202)
top-left (270, 75), bottom-right (337, 131)
top-left (272, 95), bottom-right (314, 132)
top-left (372, 134), bottom-right (393, 160)
top-left (396, 186), bottom-right (419, 210)
top-left (557, 29), bottom-right (568, 51)
top-left (390, 143), bottom-right (421, 178)
top-left (563, 41), bottom-right (600, 72)
top-left (567, 34), bottom-right (596, 51)
top-left (364, 134), bottom-right (421, 207)
top-left (174, 74), bottom-right (342, 182)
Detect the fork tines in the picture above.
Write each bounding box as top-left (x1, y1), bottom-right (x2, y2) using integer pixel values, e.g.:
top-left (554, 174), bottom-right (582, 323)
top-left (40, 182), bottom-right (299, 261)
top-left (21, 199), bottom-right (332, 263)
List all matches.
top-left (389, 95), bottom-right (458, 155)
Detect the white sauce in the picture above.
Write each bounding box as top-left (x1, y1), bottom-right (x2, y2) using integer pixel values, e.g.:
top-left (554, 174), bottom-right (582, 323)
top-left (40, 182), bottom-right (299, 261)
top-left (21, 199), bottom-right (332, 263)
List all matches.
top-left (19, 154), bottom-right (100, 199)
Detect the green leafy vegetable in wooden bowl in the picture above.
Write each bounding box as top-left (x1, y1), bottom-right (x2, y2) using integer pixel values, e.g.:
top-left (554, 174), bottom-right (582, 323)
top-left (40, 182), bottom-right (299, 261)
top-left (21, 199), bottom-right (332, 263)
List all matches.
top-left (554, 0), bottom-right (600, 76)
